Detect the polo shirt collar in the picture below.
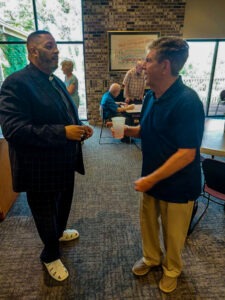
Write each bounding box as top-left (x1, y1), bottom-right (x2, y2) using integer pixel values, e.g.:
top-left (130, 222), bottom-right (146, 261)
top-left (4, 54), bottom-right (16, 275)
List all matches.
top-left (155, 76), bottom-right (183, 102)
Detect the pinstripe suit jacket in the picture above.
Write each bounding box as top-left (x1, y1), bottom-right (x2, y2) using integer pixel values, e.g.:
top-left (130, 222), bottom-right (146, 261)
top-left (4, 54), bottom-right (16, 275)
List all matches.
top-left (0, 63), bottom-right (84, 192)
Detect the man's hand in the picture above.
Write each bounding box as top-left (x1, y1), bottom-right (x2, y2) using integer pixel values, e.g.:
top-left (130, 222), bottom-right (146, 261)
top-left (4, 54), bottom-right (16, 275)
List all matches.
top-left (118, 104), bottom-right (135, 113)
top-left (134, 176), bottom-right (156, 192)
top-left (134, 148), bottom-right (197, 193)
top-left (65, 125), bottom-right (93, 141)
top-left (106, 121), bottom-right (113, 128)
top-left (126, 104), bottom-right (135, 111)
top-left (83, 125), bottom-right (94, 139)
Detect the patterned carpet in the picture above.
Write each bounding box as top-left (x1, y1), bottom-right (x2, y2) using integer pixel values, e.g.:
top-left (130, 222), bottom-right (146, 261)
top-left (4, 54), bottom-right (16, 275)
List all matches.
top-left (0, 126), bottom-right (224, 300)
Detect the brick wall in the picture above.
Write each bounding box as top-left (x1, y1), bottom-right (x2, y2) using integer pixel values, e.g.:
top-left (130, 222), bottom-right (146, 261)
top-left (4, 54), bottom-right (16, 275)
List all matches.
top-left (83, 0), bottom-right (186, 124)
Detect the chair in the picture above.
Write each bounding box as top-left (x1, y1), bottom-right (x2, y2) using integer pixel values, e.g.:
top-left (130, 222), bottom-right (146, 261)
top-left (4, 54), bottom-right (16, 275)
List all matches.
top-left (99, 105), bottom-right (115, 144)
top-left (188, 158), bottom-right (225, 235)
top-left (215, 90), bottom-right (225, 115)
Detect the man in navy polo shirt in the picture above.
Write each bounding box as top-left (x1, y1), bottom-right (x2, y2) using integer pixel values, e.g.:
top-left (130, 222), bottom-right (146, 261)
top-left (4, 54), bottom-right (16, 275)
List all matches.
top-left (122, 37), bottom-right (205, 293)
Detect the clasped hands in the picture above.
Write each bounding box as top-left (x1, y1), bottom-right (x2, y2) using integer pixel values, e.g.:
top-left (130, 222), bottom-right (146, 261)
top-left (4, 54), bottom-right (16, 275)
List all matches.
top-left (65, 125), bottom-right (93, 141)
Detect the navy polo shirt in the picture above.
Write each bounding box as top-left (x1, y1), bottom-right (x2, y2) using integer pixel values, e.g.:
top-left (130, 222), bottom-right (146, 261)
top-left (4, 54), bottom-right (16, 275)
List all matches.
top-left (140, 76), bottom-right (205, 203)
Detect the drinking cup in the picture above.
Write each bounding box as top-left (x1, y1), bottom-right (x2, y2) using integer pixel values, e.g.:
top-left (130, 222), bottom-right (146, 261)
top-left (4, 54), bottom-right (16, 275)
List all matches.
top-left (112, 116), bottom-right (126, 139)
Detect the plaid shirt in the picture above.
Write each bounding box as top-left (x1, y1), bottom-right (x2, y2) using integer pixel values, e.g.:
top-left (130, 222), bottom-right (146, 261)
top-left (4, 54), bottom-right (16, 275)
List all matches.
top-left (123, 68), bottom-right (145, 100)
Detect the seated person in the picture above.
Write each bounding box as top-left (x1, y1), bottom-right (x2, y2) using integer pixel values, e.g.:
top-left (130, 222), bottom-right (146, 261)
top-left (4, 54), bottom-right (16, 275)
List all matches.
top-left (100, 83), bottom-right (134, 142)
top-left (100, 83), bottom-right (134, 120)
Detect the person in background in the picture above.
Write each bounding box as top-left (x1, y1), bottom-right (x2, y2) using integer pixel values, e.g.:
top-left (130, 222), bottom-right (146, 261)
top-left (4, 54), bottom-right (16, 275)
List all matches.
top-left (123, 60), bottom-right (146, 104)
top-left (100, 83), bottom-right (134, 143)
top-left (0, 30), bottom-right (93, 282)
top-left (114, 37), bottom-right (205, 293)
top-left (100, 83), bottom-right (134, 119)
top-left (61, 59), bottom-right (80, 109)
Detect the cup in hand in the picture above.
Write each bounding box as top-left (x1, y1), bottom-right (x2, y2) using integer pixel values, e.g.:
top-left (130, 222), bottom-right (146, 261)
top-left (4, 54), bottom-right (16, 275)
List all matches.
top-left (112, 116), bottom-right (126, 139)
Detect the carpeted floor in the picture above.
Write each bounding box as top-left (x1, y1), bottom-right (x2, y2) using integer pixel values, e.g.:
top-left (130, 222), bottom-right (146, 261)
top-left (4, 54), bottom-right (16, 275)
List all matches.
top-left (0, 126), bottom-right (224, 300)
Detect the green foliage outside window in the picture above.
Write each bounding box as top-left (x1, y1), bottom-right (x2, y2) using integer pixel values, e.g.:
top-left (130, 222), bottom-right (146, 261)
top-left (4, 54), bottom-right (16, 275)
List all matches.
top-left (1, 36), bottom-right (27, 78)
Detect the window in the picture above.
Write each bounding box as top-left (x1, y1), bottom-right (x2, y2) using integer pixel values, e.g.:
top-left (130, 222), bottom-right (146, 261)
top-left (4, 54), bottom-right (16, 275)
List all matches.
top-left (210, 42), bottom-right (225, 116)
top-left (0, 0), bottom-right (87, 119)
top-left (182, 42), bottom-right (215, 113)
top-left (182, 40), bottom-right (225, 117)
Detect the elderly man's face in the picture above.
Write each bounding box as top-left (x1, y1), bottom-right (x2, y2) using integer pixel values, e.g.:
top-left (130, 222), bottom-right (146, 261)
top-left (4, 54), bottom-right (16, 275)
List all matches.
top-left (136, 63), bottom-right (143, 74)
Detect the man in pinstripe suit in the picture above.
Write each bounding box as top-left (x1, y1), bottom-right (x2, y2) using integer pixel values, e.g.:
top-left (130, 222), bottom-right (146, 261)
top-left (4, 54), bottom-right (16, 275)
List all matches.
top-left (0, 30), bottom-right (93, 281)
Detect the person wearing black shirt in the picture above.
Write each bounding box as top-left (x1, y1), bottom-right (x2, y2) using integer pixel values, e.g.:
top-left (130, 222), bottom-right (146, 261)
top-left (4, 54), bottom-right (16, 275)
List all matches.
top-left (0, 30), bottom-right (93, 281)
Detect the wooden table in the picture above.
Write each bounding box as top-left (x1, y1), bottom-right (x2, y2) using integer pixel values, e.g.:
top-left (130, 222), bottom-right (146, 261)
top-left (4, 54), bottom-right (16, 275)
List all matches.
top-left (0, 137), bottom-right (18, 220)
top-left (201, 118), bottom-right (225, 157)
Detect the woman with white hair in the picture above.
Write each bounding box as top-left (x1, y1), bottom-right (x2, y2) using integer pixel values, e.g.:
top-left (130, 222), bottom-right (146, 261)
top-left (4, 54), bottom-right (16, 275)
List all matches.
top-left (61, 59), bottom-right (80, 109)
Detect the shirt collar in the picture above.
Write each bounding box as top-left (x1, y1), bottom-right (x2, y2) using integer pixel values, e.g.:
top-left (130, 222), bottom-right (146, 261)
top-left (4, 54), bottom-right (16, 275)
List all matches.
top-left (156, 76), bottom-right (183, 102)
top-left (28, 63), bottom-right (50, 81)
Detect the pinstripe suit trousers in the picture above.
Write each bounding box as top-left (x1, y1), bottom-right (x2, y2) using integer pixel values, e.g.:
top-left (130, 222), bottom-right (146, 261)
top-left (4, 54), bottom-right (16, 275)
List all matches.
top-left (26, 172), bottom-right (75, 263)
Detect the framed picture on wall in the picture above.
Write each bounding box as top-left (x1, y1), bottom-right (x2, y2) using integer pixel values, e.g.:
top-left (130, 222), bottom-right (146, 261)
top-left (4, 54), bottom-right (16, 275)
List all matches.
top-left (108, 31), bottom-right (160, 71)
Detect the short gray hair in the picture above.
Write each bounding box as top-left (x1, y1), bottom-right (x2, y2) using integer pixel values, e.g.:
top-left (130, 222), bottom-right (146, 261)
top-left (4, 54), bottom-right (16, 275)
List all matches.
top-left (109, 83), bottom-right (121, 96)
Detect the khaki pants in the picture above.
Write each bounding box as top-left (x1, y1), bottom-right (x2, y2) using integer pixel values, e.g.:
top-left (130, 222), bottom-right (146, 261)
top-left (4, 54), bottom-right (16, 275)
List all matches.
top-left (140, 193), bottom-right (194, 278)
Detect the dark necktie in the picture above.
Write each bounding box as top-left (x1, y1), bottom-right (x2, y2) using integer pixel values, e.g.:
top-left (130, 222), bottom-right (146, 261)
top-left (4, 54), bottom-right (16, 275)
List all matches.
top-left (49, 75), bottom-right (77, 124)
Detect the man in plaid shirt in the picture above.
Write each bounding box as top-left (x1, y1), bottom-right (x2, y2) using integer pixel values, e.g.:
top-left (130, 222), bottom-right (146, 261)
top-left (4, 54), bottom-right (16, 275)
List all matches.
top-left (123, 60), bottom-right (146, 104)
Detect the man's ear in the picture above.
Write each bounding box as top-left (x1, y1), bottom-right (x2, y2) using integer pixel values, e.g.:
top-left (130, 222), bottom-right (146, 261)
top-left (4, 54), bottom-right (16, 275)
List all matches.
top-left (161, 59), bottom-right (171, 75)
top-left (28, 46), bottom-right (38, 57)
